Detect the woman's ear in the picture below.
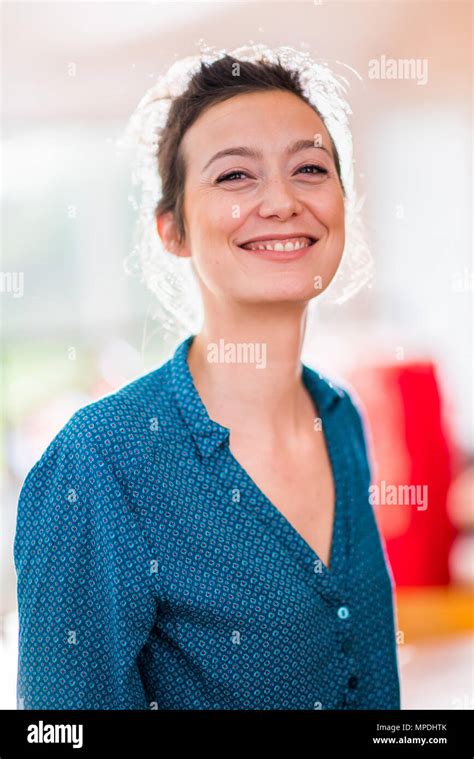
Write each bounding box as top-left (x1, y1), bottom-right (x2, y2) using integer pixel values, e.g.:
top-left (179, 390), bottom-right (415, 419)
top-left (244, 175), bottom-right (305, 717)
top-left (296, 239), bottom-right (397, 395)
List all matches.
top-left (156, 212), bottom-right (191, 258)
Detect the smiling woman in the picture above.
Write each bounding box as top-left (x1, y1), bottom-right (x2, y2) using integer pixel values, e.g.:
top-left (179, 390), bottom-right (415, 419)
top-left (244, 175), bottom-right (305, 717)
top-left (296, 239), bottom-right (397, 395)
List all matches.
top-left (120, 44), bottom-right (372, 331)
top-left (157, 85), bottom-right (346, 308)
top-left (14, 45), bottom-right (400, 711)
top-left (155, 60), bottom-right (347, 310)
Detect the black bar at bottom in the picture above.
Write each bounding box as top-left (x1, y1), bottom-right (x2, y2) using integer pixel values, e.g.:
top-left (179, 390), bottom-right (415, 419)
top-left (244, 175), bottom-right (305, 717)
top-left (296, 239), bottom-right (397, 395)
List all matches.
top-left (0, 708), bottom-right (472, 758)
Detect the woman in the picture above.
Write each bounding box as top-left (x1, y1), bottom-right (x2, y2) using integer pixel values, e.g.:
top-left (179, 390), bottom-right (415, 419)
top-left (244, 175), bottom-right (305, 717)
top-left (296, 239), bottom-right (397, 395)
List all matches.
top-left (14, 49), bottom-right (401, 710)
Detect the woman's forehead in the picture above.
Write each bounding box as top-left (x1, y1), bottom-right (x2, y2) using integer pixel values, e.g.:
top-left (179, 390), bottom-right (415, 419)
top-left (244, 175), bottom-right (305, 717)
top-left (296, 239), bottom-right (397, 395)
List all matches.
top-left (181, 91), bottom-right (330, 168)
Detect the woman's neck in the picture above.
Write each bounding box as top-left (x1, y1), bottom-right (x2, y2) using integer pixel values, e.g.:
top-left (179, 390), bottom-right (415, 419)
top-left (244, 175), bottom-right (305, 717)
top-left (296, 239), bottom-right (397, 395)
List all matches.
top-left (186, 304), bottom-right (315, 445)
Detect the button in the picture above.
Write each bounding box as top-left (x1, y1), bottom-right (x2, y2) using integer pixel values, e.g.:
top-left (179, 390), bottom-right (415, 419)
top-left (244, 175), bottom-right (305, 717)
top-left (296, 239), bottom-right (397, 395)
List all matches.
top-left (341, 639), bottom-right (351, 654)
top-left (348, 675), bottom-right (358, 689)
top-left (337, 605), bottom-right (350, 619)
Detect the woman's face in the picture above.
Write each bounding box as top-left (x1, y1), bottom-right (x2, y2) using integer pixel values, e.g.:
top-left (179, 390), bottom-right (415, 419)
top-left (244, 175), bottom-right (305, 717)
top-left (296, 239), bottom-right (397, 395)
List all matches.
top-left (161, 89), bottom-right (345, 306)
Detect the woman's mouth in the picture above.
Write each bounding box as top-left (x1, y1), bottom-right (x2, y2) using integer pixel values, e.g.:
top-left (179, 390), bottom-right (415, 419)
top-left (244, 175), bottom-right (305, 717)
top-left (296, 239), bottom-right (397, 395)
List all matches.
top-left (236, 235), bottom-right (318, 261)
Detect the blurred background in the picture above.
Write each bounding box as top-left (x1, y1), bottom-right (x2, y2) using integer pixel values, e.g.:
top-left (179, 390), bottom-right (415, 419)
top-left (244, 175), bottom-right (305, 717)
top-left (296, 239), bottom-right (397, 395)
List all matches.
top-left (1, 0), bottom-right (472, 709)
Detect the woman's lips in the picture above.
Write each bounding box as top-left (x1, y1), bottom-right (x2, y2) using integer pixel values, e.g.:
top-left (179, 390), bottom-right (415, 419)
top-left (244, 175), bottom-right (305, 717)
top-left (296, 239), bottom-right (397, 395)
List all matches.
top-left (237, 236), bottom-right (318, 262)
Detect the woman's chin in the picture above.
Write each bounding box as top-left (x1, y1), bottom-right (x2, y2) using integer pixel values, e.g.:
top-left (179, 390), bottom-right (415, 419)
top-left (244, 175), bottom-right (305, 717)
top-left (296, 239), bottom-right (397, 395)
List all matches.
top-left (236, 285), bottom-right (326, 306)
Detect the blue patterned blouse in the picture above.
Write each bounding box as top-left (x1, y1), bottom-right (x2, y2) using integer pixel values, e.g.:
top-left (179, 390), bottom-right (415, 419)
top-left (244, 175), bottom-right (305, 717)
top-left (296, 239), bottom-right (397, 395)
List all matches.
top-left (14, 334), bottom-right (401, 710)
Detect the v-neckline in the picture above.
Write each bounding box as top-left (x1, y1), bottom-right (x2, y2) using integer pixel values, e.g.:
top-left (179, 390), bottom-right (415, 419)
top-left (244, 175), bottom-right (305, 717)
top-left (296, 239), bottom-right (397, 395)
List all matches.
top-left (222, 365), bottom-right (345, 583)
top-left (175, 334), bottom-right (349, 589)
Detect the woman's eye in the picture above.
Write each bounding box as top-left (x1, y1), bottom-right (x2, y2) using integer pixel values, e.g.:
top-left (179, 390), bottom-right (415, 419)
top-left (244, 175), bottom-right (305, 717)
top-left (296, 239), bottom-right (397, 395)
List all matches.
top-left (216, 171), bottom-right (249, 183)
top-left (296, 164), bottom-right (328, 176)
top-left (216, 164), bottom-right (328, 184)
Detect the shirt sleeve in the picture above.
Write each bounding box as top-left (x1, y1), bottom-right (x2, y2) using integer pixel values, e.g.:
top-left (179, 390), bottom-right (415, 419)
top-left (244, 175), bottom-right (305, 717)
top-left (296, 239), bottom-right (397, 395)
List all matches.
top-left (14, 408), bottom-right (161, 710)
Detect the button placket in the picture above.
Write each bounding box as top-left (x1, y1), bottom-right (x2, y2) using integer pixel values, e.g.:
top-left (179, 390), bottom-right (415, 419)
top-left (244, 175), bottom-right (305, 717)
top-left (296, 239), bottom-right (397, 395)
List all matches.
top-left (334, 599), bottom-right (359, 708)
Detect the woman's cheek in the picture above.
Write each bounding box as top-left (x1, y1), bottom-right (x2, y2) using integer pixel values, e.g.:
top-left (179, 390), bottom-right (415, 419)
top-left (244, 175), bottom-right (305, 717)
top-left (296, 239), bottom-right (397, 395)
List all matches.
top-left (213, 200), bottom-right (244, 237)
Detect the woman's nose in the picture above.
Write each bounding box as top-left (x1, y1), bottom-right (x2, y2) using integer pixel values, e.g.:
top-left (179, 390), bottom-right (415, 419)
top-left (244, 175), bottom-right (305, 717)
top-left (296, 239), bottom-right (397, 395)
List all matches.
top-left (257, 176), bottom-right (303, 219)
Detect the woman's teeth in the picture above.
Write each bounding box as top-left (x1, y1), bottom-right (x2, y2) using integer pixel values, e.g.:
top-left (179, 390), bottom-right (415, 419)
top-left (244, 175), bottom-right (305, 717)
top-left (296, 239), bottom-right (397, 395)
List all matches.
top-left (241, 237), bottom-right (314, 252)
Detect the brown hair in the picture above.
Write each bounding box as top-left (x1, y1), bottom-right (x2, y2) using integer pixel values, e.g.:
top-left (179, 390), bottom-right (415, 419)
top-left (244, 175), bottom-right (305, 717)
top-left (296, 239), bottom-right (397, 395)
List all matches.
top-left (155, 54), bottom-right (345, 245)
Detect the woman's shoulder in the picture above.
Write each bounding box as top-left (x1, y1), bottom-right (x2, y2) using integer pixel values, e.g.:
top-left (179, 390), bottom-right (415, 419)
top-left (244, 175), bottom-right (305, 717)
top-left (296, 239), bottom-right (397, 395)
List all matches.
top-left (75, 357), bottom-right (173, 430)
top-left (29, 356), bottom-right (177, 473)
top-left (302, 361), bottom-right (364, 416)
top-left (303, 362), bottom-right (373, 472)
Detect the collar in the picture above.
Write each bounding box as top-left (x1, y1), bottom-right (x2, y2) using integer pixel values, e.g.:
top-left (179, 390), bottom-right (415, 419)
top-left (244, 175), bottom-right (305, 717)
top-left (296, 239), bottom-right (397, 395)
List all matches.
top-left (301, 362), bottom-right (346, 414)
top-left (171, 334), bottom-right (230, 457)
top-left (170, 334), bottom-right (344, 458)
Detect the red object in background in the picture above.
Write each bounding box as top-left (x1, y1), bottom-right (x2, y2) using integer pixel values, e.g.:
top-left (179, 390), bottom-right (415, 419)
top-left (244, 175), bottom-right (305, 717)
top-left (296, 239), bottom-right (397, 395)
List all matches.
top-left (349, 362), bottom-right (460, 587)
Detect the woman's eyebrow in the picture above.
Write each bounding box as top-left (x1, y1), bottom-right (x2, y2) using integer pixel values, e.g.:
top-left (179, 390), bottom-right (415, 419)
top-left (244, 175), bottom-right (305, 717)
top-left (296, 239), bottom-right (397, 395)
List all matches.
top-left (201, 139), bottom-right (333, 173)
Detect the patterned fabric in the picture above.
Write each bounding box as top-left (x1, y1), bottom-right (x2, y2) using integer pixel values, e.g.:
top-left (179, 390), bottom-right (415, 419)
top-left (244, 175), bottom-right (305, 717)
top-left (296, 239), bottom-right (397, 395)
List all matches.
top-left (14, 334), bottom-right (401, 710)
